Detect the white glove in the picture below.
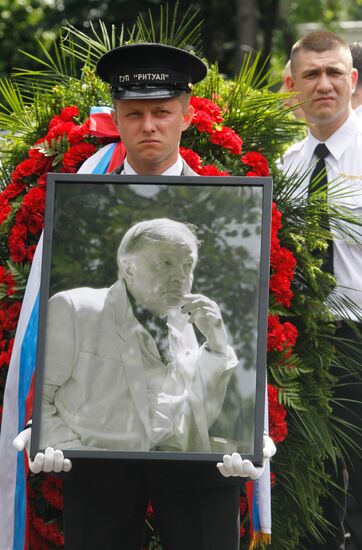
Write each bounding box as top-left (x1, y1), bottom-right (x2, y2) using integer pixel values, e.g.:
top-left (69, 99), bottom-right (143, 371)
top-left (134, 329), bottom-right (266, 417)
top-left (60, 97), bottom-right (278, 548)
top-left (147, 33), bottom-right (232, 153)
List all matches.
top-left (13, 426), bottom-right (72, 474)
top-left (216, 435), bottom-right (276, 480)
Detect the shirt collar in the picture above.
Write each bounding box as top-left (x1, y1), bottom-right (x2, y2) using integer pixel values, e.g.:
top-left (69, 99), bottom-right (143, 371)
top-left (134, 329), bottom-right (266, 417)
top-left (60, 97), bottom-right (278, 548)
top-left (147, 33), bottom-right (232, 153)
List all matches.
top-left (123, 155), bottom-right (183, 176)
top-left (305, 111), bottom-right (362, 164)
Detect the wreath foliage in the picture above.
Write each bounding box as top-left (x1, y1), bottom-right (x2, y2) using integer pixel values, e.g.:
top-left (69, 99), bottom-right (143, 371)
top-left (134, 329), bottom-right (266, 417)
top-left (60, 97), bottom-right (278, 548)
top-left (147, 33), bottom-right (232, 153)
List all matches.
top-left (0, 7), bottom-right (355, 550)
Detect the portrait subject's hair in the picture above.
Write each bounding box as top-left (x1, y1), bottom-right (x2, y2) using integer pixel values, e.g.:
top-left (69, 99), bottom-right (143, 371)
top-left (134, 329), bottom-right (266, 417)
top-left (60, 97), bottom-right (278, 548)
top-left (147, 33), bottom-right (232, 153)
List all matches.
top-left (290, 30), bottom-right (352, 74)
top-left (117, 218), bottom-right (199, 277)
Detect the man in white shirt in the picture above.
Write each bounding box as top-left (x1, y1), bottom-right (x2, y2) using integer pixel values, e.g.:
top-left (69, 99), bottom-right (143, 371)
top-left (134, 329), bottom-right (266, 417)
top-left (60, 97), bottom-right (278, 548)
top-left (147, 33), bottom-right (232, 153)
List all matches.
top-left (350, 41), bottom-right (362, 118)
top-left (282, 30), bottom-right (362, 550)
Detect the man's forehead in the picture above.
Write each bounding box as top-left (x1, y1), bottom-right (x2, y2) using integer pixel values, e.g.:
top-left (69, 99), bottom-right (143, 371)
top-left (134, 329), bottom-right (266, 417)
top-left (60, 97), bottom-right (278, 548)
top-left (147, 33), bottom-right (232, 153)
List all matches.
top-left (294, 47), bottom-right (351, 72)
top-left (115, 96), bottom-right (179, 110)
top-left (136, 236), bottom-right (197, 256)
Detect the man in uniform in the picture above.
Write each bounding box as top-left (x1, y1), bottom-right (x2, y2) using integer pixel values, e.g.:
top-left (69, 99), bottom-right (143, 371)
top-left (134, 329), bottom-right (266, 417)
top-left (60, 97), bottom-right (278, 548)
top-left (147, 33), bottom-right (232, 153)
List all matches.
top-left (282, 30), bottom-right (362, 550)
top-left (14, 42), bottom-right (276, 550)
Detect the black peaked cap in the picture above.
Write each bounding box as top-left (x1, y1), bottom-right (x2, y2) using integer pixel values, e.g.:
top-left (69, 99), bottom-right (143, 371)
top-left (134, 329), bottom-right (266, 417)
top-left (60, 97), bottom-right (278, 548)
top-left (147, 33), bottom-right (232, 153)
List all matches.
top-left (96, 42), bottom-right (208, 99)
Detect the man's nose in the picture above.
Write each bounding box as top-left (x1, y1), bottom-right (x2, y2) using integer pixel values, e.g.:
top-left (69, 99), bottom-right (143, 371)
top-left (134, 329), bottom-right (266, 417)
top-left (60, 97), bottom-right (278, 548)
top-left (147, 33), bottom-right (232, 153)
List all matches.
top-left (171, 266), bottom-right (189, 281)
top-left (141, 113), bottom-right (156, 132)
top-left (316, 72), bottom-right (333, 92)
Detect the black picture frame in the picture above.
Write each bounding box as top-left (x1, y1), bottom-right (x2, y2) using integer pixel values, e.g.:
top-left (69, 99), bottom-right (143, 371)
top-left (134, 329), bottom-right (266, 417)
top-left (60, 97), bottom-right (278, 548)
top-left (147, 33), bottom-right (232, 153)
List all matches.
top-left (31, 173), bottom-right (273, 464)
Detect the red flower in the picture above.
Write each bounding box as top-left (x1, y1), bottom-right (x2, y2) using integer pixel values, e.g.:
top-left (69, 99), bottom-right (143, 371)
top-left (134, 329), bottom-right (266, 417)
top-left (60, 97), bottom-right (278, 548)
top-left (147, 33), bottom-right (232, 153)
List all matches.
top-left (3, 180), bottom-right (27, 199)
top-left (0, 195), bottom-right (11, 224)
top-left (179, 147), bottom-right (202, 172)
top-left (37, 174), bottom-right (47, 187)
top-left (271, 203), bottom-right (282, 237)
top-left (26, 245), bottom-right (37, 261)
top-left (28, 148), bottom-right (53, 175)
top-left (267, 314), bottom-right (287, 352)
top-left (41, 475), bottom-right (63, 510)
top-left (59, 105), bottom-right (79, 121)
top-left (199, 164), bottom-right (230, 176)
top-left (16, 158), bottom-right (36, 177)
top-left (268, 384), bottom-right (288, 443)
top-left (32, 515), bottom-right (64, 546)
top-left (209, 127), bottom-right (243, 155)
top-left (241, 152), bottom-right (270, 176)
top-left (270, 246), bottom-right (296, 276)
top-left (190, 97), bottom-right (223, 124)
top-left (0, 266), bottom-right (15, 295)
top-left (15, 187), bottom-right (46, 237)
top-left (7, 301), bottom-right (22, 322)
top-left (267, 314), bottom-right (298, 354)
top-left (61, 142), bottom-right (97, 171)
top-left (269, 272), bottom-right (294, 308)
top-left (8, 224), bottom-right (28, 263)
top-left (67, 121), bottom-right (91, 144)
top-left (192, 110), bottom-right (215, 133)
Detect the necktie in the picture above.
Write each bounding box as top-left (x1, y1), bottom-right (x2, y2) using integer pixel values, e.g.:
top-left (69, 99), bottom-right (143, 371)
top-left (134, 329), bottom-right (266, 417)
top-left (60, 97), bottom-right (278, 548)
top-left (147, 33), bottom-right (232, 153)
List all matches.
top-left (309, 143), bottom-right (333, 273)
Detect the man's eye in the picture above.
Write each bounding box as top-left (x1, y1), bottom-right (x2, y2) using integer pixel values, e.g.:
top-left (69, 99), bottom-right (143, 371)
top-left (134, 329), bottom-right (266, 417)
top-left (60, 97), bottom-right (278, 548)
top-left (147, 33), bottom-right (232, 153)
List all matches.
top-left (157, 260), bottom-right (172, 268)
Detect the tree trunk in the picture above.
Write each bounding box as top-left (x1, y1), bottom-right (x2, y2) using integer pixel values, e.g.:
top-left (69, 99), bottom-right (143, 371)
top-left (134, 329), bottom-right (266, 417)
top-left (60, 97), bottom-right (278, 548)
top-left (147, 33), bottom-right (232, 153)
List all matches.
top-left (235, 0), bottom-right (259, 73)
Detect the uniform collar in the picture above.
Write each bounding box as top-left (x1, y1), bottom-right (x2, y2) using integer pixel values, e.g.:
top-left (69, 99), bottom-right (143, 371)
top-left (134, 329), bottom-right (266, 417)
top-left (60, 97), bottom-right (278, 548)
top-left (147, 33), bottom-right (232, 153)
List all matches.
top-left (123, 154), bottom-right (184, 175)
top-left (305, 111), bottom-right (362, 165)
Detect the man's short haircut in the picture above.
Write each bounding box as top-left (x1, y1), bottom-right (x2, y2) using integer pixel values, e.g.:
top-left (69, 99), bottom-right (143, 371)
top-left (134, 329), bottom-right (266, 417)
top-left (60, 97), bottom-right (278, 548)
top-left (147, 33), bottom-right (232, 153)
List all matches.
top-left (117, 218), bottom-right (199, 276)
top-left (350, 41), bottom-right (362, 87)
top-left (290, 30), bottom-right (352, 74)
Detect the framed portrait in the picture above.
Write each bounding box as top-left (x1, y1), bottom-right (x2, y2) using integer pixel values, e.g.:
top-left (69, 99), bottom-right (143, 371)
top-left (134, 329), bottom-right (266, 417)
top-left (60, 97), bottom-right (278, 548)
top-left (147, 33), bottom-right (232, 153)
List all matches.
top-left (31, 174), bottom-right (273, 464)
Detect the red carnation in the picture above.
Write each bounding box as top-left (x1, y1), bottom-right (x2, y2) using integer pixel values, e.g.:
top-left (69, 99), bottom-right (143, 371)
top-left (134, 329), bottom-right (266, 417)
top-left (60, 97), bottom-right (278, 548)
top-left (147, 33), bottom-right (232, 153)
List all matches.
top-left (209, 126), bottom-right (243, 155)
top-left (7, 301), bottom-right (22, 322)
top-left (179, 147), bottom-right (202, 172)
top-left (68, 121), bottom-right (91, 144)
top-left (241, 152), bottom-right (270, 176)
top-left (41, 475), bottom-right (63, 510)
top-left (269, 272), bottom-right (294, 308)
top-left (190, 97), bottom-right (223, 123)
top-left (3, 180), bottom-right (27, 200)
top-left (8, 224), bottom-right (28, 263)
top-left (61, 142), bottom-right (97, 172)
top-left (268, 384), bottom-right (288, 443)
top-left (192, 110), bottom-right (215, 133)
top-left (32, 515), bottom-right (64, 546)
top-left (0, 195), bottom-right (11, 224)
top-left (267, 314), bottom-right (287, 352)
top-left (199, 164), bottom-right (230, 176)
top-left (271, 203), bottom-right (282, 236)
top-left (16, 158), bottom-right (37, 177)
top-left (0, 266), bottom-right (15, 295)
top-left (59, 105), bottom-right (79, 121)
top-left (270, 246), bottom-right (296, 278)
top-left (45, 121), bottom-right (76, 143)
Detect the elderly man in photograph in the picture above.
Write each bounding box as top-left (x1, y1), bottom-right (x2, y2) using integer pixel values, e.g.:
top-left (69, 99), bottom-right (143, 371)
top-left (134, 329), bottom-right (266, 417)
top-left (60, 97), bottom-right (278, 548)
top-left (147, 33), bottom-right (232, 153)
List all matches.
top-left (40, 218), bottom-right (238, 454)
top-left (14, 42), bottom-right (276, 550)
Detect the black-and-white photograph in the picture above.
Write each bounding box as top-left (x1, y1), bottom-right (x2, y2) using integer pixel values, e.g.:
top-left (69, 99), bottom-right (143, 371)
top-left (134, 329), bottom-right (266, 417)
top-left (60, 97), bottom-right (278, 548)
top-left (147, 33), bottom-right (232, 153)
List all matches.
top-left (31, 174), bottom-right (272, 462)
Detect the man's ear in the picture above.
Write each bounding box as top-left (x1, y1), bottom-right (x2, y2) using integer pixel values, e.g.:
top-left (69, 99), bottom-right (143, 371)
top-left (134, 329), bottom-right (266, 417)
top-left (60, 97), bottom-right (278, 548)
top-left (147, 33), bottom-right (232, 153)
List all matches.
top-left (120, 258), bottom-right (134, 285)
top-left (284, 74), bottom-right (295, 92)
top-left (351, 68), bottom-right (358, 94)
top-left (111, 102), bottom-right (119, 127)
top-left (182, 104), bottom-right (194, 131)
